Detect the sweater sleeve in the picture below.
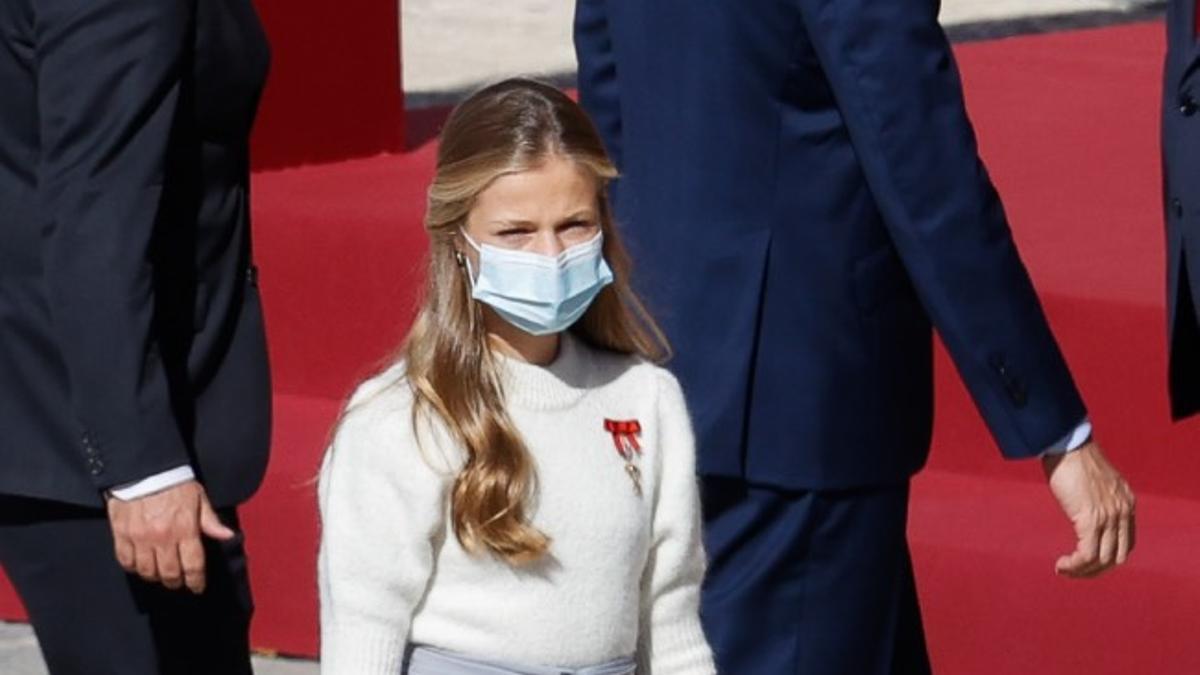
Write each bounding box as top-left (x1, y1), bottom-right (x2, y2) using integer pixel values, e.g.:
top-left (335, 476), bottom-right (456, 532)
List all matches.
top-left (636, 371), bottom-right (717, 674)
top-left (318, 378), bottom-right (452, 674)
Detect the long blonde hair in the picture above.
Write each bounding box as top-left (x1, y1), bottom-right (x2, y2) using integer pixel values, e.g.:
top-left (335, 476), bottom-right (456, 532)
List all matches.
top-left (402, 78), bottom-right (669, 565)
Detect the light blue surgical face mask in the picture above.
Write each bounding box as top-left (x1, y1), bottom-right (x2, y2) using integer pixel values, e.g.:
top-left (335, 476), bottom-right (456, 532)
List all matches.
top-left (461, 230), bottom-right (615, 336)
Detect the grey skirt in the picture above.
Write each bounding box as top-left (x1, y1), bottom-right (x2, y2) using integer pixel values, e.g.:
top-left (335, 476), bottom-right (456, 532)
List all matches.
top-left (404, 645), bottom-right (637, 675)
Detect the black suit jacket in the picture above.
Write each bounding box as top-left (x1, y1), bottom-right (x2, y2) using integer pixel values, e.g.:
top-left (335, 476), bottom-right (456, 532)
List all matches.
top-left (0, 0), bottom-right (272, 507)
top-left (1165, 0), bottom-right (1200, 420)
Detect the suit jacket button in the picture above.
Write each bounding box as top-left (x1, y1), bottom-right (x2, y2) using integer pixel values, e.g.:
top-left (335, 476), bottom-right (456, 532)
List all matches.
top-left (1181, 95), bottom-right (1197, 116)
top-left (1174, 198), bottom-right (1185, 219)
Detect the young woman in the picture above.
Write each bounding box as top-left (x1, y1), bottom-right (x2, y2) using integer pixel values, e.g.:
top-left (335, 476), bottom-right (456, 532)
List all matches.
top-left (318, 79), bottom-right (716, 675)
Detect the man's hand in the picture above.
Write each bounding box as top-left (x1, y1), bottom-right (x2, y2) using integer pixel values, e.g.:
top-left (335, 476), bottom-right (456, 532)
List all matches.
top-left (106, 480), bottom-right (235, 594)
top-left (1042, 442), bottom-right (1136, 578)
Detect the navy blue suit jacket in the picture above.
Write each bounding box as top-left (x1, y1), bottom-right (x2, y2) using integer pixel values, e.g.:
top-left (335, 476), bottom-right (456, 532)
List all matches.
top-left (1165, 0), bottom-right (1200, 420)
top-left (0, 0), bottom-right (272, 507)
top-left (576, 0), bottom-right (1087, 489)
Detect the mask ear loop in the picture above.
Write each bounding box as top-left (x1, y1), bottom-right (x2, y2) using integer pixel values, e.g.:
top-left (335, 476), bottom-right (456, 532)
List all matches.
top-left (456, 250), bottom-right (478, 288)
top-left (456, 229), bottom-right (482, 290)
top-left (453, 235), bottom-right (482, 331)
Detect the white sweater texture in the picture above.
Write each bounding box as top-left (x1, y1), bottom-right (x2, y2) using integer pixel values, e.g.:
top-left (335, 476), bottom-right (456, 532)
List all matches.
top-left (318, 334), bottom-right (716, 674)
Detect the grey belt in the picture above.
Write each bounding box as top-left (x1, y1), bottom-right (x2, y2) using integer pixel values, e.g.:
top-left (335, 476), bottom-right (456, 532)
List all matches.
top-left (405, 645), bottom-right (637, 675)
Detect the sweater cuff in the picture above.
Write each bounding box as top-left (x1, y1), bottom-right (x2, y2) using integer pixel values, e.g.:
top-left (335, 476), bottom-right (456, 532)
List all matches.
top-left (639, 618), bottom-right (716, 674)
top-left (321, 624), bottom-right (406, 675)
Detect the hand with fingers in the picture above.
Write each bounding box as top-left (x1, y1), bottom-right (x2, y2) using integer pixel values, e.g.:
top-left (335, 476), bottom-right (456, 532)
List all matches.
top-left (1042, 441), bottom-right (1136, 578)
top-left (105, 480), bottom-right (235, 593)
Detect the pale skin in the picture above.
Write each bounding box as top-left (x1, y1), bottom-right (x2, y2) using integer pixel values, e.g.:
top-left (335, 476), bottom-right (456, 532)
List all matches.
top-left (1043, 443), bottom-right (1136, 577)
top-left (456, 152), bottom-right (1137, 580)
top-left (107, 481), bottom-right (233, 594)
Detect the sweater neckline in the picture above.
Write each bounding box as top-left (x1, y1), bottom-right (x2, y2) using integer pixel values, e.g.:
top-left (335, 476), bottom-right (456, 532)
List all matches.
top-left (493, 333), bottom-right (593, 411)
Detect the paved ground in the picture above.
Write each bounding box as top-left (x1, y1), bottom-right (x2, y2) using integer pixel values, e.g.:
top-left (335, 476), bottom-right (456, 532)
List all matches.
top-left (0, 1), bottom-right (1165, 672)
top-left (0, 621), bottom-right (319, 675)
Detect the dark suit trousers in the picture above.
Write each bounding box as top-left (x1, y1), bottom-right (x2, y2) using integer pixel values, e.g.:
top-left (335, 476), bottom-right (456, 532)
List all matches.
top-left (0, 496), bottom-right (254, 675)
top-left (700, 479), bottom-right (931, 675)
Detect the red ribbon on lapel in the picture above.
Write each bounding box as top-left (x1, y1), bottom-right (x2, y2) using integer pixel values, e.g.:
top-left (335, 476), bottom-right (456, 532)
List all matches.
top-left (604, 419), bottom-right (642, 459)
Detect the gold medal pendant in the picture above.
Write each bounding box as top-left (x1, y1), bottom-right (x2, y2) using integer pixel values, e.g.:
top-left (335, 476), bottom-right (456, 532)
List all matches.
top-left (625, 463), bottom-right (643, 497)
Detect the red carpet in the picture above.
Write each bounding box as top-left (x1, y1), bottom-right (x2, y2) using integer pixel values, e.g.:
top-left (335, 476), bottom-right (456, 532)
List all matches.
top-left (4, 20), bottom-right (1198, 673)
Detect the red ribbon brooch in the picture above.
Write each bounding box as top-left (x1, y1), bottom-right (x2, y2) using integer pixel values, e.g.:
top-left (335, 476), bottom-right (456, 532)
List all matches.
top-left (605, 419), bottom-right (644, 496)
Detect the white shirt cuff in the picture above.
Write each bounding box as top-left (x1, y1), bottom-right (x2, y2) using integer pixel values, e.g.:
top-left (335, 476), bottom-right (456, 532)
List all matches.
top-left (108, 465), bottom-right (196, 501)
top-left (1041, 419), bottom-right (1092, 457)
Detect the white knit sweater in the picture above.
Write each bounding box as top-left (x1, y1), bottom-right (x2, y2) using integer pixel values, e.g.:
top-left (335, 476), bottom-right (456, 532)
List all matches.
top-left (318, 334), bottom-right (716, 674)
